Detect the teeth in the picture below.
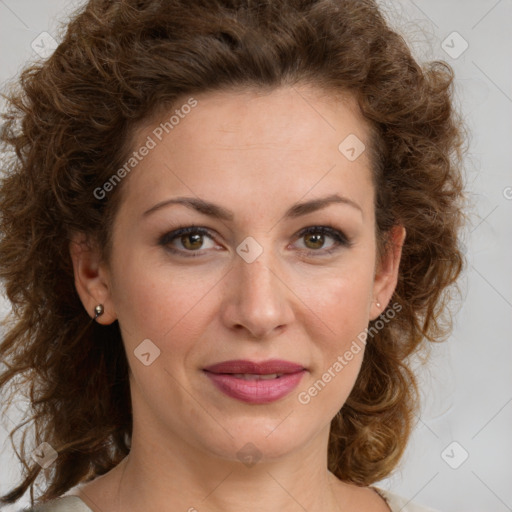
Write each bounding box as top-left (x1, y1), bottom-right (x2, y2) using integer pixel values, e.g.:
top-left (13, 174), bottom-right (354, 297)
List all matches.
top-left (231, 373), bottom-right (282, 380)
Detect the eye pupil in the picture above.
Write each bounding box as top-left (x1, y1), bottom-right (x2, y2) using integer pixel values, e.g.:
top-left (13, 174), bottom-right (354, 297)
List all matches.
top-left (304, 233), bottom-right (324, 249)
top-left (182, 233), bottom-right (203, 250)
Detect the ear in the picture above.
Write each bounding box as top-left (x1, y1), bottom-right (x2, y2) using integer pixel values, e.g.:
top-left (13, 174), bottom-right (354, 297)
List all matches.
top-left (370, 224), bottom-right (406, 321)
top-left (69, 232), bottom-right (117, 325)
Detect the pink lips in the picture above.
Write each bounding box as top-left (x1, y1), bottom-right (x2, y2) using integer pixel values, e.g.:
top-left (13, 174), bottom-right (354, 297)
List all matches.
top-left (203, 359), bottom-right (306, 404)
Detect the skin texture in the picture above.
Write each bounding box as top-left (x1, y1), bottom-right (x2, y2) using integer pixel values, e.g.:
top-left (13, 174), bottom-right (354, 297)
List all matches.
top-left (70, 85), bottom-right (405, 512)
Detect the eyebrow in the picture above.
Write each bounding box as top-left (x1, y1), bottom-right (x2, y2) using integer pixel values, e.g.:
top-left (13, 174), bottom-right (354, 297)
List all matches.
top-left (142, 193), bottom-right (363, 220)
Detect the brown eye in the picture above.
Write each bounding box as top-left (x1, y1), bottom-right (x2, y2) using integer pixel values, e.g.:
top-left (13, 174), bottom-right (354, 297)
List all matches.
top-left (159, 226), bottom-right (216, 256)
top-left (181, 233), bottom-right (204, 250)
top-left (303, 232), bottom-right (325, 250)
top-left (294, 226), bottom-right (352, 256)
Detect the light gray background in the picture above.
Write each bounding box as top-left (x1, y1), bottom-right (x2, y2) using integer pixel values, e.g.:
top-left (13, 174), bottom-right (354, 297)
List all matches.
top-left (0, 1), bottom-right (511, 511)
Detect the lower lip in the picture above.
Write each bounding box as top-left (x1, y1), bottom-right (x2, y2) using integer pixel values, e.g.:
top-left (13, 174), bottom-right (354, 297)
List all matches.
top-left (204, 371), bottom-right (306, 404)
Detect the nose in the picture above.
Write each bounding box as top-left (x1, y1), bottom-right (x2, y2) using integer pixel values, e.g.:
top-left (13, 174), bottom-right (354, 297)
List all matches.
top-left (219, 248), bottom-right (295, 340)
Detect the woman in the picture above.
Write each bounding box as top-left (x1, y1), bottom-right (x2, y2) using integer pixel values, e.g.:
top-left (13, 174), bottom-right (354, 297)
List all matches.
top-left (0, 0), bottom-right (467, 511)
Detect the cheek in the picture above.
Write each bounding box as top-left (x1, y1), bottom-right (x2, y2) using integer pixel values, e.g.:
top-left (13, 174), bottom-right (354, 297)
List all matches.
top-left (300, 264), bottom-right (374, 340)
top-left (110, 253), bottom-right (220, 346)
top-left (298, 258), bottom-right (373, 409)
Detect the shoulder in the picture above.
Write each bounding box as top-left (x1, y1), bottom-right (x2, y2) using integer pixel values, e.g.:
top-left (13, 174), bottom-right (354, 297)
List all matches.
top-left (371, 486), bottom-right (441, 512)
top-left (21, 496), bottom-right (93, 512)
top-left (21, 486), bottom-right (439, 512)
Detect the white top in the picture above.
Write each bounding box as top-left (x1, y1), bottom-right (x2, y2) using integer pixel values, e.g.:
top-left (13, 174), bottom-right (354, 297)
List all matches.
top-left (372, 487), bottom-right (440, 511)
top-left (25, 487), bottom-right (439, 511)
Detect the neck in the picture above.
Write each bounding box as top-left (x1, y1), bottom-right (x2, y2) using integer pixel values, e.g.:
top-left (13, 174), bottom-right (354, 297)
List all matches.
top-left (105, 426), bottom-right (344, 512)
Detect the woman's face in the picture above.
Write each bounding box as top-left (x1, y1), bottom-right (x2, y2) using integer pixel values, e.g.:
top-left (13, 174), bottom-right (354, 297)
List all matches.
top-left (78, 86), bottom-right (404, 464)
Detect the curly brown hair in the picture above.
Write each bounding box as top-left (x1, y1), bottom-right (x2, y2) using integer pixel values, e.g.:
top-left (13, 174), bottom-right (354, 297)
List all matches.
top-left (0, 0), bottom-right (467, 506)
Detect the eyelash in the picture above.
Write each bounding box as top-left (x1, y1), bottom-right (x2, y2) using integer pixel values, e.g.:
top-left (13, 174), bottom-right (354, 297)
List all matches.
top-left (158, 225), bottom-right (353, 258)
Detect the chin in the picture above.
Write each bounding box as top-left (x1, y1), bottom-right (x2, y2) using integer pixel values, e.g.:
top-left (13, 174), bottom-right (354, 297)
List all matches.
top-left (192, 414), bottom-right (318, 465)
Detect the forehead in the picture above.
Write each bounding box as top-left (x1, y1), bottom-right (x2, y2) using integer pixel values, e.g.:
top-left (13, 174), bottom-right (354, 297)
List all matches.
top-left (120, 86), bottom-right (375, 218)
top-left (139, 86), bottom-right (368, 145)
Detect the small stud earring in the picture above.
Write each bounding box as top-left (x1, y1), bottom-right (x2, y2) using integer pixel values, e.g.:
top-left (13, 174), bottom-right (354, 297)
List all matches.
top-left (376, 301), bottom-right (381, 308)
top-left (94, 304), bottom-right (104, 320)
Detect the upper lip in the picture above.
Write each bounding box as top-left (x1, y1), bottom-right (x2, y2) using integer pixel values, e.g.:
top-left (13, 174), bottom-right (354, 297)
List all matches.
top-left (203, 359), bottom-right (305, 375)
